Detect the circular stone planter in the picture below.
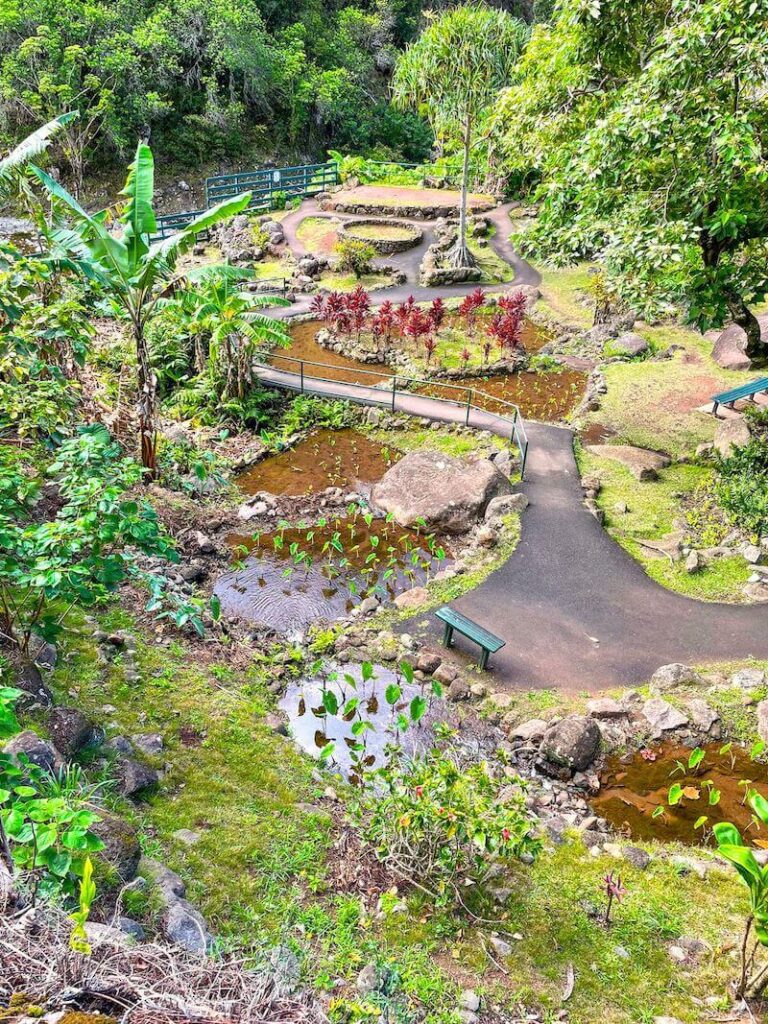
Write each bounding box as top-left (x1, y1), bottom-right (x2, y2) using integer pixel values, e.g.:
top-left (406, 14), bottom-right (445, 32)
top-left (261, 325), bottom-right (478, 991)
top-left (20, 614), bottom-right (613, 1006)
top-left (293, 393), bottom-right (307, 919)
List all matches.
top-left (338, 218), bottom-right (423, 254)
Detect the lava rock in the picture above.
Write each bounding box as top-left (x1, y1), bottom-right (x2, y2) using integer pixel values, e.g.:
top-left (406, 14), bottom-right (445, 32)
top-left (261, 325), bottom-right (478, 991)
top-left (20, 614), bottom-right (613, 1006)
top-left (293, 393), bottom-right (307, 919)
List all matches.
top-left (371, 450), bottom-right (511, 534)
top-left (116, 756), bottom-right (160, 797)
top-left (642, 698), bottom-right (689, 735)
top-left (13, 661), bottom-right (53, 710)
top-left (3, 730), bottom-right (58, 772)
top-left (649, 663), bottom-right (705, 694)
top-left (541, 716), bottom-right (601, 774)
top-left (162, 898), bottom-right (214, 955)
top-left (47, 707), bottom-right (104, 756)
top-left (90, 810), bottom-right (142, 881)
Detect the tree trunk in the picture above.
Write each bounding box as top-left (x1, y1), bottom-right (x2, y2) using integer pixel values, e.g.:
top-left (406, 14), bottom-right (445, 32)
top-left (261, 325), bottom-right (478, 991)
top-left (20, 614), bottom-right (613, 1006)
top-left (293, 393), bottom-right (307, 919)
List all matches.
top-left (726, 292), bottom-right (765, 360)
top-left (450, 116), bottom-right (477, 270)
top-left (135, 324), bottom-right (158, 477)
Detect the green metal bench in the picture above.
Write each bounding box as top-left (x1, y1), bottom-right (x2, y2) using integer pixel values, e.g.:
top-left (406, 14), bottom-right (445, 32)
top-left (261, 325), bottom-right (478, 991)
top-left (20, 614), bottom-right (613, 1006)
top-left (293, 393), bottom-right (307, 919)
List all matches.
top-left (435, 606), bottom-right (505, 671)
top-left (711, 377), bottom-right (768, 416)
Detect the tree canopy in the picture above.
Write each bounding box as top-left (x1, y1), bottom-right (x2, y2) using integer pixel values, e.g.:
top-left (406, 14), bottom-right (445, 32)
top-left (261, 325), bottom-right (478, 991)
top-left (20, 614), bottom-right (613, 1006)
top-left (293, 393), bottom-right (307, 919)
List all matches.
top-left (495, 0), bottom-right (768, 354)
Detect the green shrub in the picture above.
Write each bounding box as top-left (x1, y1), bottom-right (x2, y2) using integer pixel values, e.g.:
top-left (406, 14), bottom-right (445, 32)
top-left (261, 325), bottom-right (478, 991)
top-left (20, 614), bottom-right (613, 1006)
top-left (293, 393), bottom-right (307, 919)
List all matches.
top-left (715, 434), bottom-right (768, 537)
top-left (360, 749), bottom-right (540, 909)
top-left (334, 238), bottom-right (377, 278)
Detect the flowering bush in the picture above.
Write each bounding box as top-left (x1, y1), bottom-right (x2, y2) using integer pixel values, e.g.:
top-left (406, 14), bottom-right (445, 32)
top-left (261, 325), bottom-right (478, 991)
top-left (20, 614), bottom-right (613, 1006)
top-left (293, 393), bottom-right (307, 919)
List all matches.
top-left (361, 749), bottom-right (540, 908)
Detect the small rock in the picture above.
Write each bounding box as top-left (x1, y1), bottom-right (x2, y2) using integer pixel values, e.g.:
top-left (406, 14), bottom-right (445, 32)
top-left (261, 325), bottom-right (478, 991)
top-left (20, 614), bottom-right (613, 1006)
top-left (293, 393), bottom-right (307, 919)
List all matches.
top-left (667, 945), bottom-right (688, 963)
top-left (138, 857), bottom-right (186, 898)
top-left (732, 667), bottom-right (767, 690)
top-left (393, 587), bottom-right (429, 610)
top-left (586, 698), bottom-right (627, 719)
top-left (162, 898), bottom-right (213, 955)
top-left (642, 698), bottom-right (689, 735)
top-left (541, 716), bottom-right (601, 773)
top-left (132, 733), bottom-right (164, 756)
top-left (447, 678), bottom-right (470, 702)
top-left (90, 811), bottom-right (142, 881)
top-left (173, 828), bottom-right (203, 847)
top-left (757, 700), bottom-right (768, 743)
top-left (117, 756), bottom-right (160, 797)
top-left (511, 718), bottom-right (547, 742)
top-left (649, 663), bottom-right (704, 694)
top-left (356, 963), bottom-right (378, 995)
top-left (433, 663), bottom-right (458, 685)
top-left (688, 699), bottom-right (719, 733)
top-left (458, 990), bottom-right (480, 1013)
top-left (714, 416), bottom-right (751, 457)
top-left (359, 595), bottom-right (380, 616)
top-left (489, 935), bottom-right (512, 957)
top-left (417, 652), bottom-right (442, 675)
top-left (117, 916), bottom-right (146, 941)
top-left (47, 707), bottom-right (104, 756)
top-left (3, 730), bottom-right (57, 772)
top-left (744, 543), bottom-right (764, 565)
top-left (685, 550), bottom-right (702, 574)
top-left (622, 846), bottom-right (652, 870)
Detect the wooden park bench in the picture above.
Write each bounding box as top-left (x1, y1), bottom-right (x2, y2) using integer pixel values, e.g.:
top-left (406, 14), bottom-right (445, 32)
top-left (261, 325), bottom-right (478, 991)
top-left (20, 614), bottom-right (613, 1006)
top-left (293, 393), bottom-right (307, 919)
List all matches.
top-left (711, 377), bottom-right (768, 416)
top-left (435, 606), bottom-right (505, 671)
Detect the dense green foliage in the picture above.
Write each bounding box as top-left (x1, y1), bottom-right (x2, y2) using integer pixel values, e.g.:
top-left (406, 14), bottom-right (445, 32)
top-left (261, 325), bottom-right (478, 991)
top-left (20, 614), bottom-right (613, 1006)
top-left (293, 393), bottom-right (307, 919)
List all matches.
top-left (0, 0), bottom-right (437, 183)
top-left (496, 0), bottom-right (768, 353)
top-left (715, 409), bottom-right (768, 538)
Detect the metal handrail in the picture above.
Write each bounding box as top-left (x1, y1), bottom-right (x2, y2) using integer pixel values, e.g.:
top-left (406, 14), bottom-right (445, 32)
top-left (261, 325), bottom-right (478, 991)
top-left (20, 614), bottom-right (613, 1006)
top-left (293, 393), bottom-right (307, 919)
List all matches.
top-left (258, 353), bottom-right (530, 478)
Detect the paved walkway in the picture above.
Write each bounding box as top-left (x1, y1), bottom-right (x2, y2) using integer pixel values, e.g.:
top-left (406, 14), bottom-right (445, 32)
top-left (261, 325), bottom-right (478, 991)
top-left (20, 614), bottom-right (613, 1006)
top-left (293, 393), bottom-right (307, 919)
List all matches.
top-left (263, 195), bottom-right (768, 690)
top-left (444, 422), bottom-right (768, 690)
top-left (274, 199), bottom-right (539, 318)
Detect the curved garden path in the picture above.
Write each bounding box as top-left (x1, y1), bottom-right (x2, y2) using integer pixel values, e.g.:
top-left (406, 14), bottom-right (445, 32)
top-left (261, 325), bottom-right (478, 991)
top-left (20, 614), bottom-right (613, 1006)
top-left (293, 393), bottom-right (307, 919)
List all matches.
top-left (273, 198), bottom-right (539, 318)
top-left (260, 195), bottom-right (768, 690)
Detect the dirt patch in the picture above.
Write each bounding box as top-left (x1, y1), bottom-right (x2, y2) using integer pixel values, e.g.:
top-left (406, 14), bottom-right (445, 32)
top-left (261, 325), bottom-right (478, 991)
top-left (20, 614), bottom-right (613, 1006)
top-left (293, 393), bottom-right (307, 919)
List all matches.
top-left (273, 318), bottom-right (393, 385)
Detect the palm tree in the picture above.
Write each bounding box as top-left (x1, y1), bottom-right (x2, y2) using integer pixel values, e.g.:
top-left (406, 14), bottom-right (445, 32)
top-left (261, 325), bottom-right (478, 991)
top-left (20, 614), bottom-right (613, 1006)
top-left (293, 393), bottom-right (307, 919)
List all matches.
top-left (30, 141), bottom-right (253, 475)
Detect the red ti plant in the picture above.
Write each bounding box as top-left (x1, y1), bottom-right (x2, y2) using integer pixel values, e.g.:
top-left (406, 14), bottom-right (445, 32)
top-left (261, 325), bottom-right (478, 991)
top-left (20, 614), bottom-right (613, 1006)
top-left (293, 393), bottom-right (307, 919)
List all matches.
top-left (395, 296), bottom-right (416, 337)
top-left (460, 346), bottom-right (471, 371)
top-left (377, 300), bottom-right (395, 345)
top-left (602, 872), bottom-right (627, 925)
top-left (309, 294), bottom-right (326, 321)
top-left (429, 296), bottom-right (446, 335)
top-left (324, 291), bottom-right (347, 334)
top-left (405, 308), bottom-right (431, 354)
top-left (423, 335), bottom-right (438, 366)
top-left (458, 287), bottom-right (486, 338)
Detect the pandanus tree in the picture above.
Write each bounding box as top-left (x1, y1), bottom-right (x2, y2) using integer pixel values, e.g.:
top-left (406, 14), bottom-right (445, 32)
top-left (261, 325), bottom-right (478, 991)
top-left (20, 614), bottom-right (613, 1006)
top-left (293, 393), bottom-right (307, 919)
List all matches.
top-left (30, 141), bottom-right (253, 475)
top-left (393, 5), bottom-right (528, 269)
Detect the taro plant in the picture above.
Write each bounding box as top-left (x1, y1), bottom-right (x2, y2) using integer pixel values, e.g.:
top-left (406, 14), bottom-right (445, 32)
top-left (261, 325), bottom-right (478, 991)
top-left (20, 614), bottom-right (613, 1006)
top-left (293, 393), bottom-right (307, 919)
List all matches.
top-left (30, 139), bottom-right (253, 475)
top-left (714, 791), bottom-right (768, 999)
top-left (0, 749), bottom-right (103, 903)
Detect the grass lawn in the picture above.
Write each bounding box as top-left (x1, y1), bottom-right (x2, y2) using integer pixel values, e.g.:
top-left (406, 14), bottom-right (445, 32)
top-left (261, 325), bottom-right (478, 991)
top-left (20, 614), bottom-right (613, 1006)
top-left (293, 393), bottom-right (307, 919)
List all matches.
top-left (345, 222), bottom-right (417, 243)
top-left (296, 215), bottom-right (341, 253)
top-left (535, 264), bottom-right (596, 328)
top-left (320, 269), bottom-right (393, 292)
top-left (585, 325), bottom-right (755, 458)
top-left (577, 449), bottom-right (753, 602)
top-left (40, 603), bottom-right (757, 1024)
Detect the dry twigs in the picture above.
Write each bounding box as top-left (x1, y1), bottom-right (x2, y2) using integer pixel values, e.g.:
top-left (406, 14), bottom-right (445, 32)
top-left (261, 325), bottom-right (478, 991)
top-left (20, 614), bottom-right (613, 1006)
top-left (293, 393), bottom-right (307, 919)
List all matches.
top-left (0, 906), bottom-right (325, 1024)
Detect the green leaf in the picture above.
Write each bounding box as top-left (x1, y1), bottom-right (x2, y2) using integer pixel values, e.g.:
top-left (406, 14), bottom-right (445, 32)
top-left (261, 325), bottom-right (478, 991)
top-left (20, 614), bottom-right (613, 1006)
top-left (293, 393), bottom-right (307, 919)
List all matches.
top-left (120, 141), bottom-right (156, 265)
top-left (385, 683), bottom-right (402, 706)
top-left (750, 791), bottom-right (768, 827)
top-left (410, 695), bottom-right (427, 722)
top-left (322, 690), bottom-right (339, 716)
top-left (688, 747), bottom-right (705, 770)
top-left (668, 782), bottom-right (683, 806)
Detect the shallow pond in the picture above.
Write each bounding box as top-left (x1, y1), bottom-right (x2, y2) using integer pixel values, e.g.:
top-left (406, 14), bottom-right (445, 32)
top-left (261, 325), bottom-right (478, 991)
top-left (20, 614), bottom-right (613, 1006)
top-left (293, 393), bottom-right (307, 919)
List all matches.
top-left (592, 742), bottom-right (768, 847)
top-left (279, 661), bottom-right (439, 782)
top-left (418, 368), bottom-right (587, 423)
top-left (214, 515), bottom-right (449, 633)
top-left (236, 428), bottom-right (399, 498)
top-left (271, 319), bottom-right (392, 386)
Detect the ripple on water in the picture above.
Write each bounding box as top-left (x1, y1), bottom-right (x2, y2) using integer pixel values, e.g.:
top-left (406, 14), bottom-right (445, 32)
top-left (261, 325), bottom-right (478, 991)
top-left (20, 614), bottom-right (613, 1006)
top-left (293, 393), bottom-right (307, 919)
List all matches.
top-left (592, 742), bottom-right (768, 847)
top-left (236, 428), bottom-right (399, 498)
top-left (214, 517), bottom-right (449, 633)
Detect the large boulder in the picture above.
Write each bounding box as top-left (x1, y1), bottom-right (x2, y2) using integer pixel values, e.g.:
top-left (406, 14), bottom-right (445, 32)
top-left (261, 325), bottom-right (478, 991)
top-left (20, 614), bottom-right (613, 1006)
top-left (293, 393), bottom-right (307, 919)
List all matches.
top-left (371, 451), bottom-right (511, 534)
top-left (541, 716), bottom-right (600, 773)
top-left (713, 416), bottom-right (751, 458)
top-left (712, 315), bottom-right (768, 370)
top-left (609, 333), bottom-right (649, 358)
top-left (585, 444), bottom-right (671, 481)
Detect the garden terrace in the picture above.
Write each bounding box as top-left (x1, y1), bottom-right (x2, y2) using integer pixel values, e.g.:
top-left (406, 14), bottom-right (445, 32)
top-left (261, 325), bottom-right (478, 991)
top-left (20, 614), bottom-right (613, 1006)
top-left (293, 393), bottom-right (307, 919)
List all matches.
top-left (338, 218), bottom-right (423, 254)
top-left (321, 184), bottom-right (495, 219)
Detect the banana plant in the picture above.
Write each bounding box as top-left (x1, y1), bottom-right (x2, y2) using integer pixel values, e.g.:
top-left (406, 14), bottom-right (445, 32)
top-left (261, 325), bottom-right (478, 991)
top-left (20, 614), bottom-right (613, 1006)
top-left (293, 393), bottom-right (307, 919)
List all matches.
top-left (29, 140), bottom-right (252, 475)
top-left (714, 790), bottom-right (768, 998)
top-left (181, 271), bottom-right (290, 400)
